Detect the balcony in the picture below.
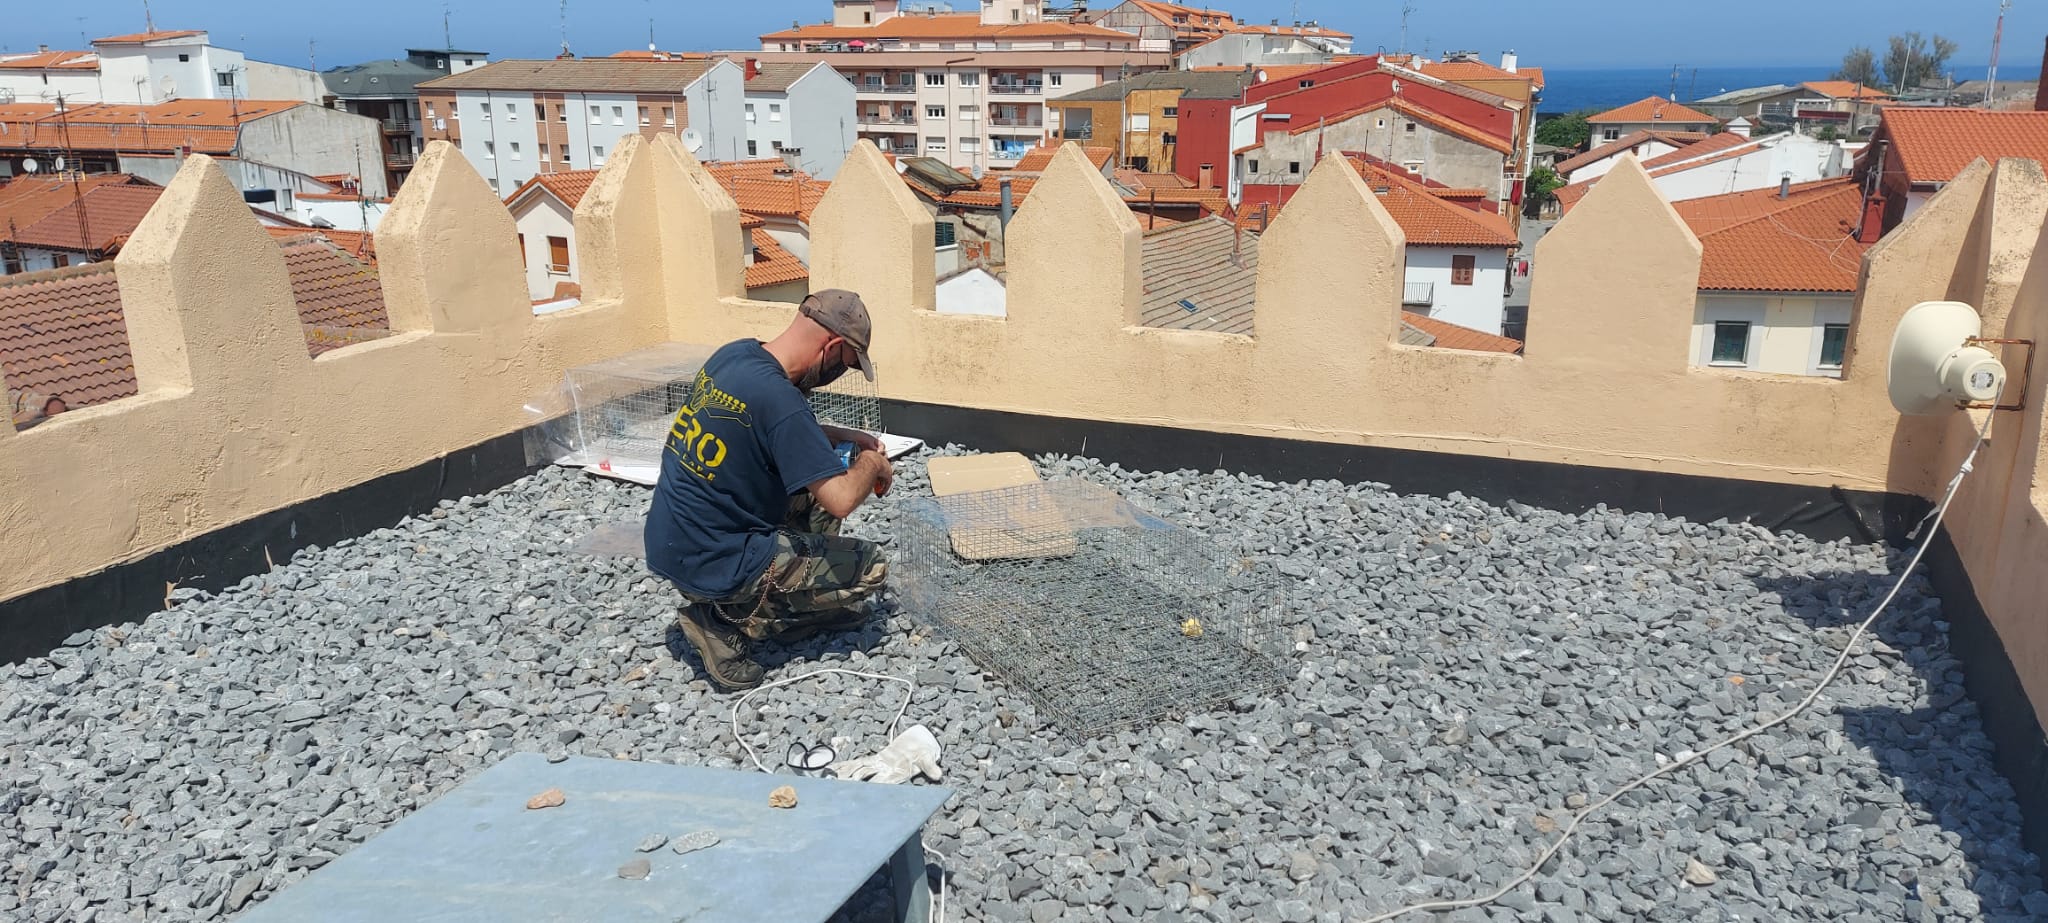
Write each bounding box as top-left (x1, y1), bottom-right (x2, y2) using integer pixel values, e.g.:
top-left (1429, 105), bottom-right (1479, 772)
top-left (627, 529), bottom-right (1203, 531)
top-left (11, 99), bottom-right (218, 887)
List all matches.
top-left (988, 82), bottom-right (1044, 96)
top-left (857, 84), bottom-right (917, 96)
top-left (1059, 127), bottom-right (1093, 141)
top-left (858, 113), bottom-right (918, 128)
top-left (1402, 282), bottom-right (1434, 306)
top-left (987, 116), bottom-right (1044, 128)
top-left (384, 149), bottom-right (416, 167)
top-left (5, 138), bottom-right (2048, 923)
top-left (380, 118), bottom-right (415, 134)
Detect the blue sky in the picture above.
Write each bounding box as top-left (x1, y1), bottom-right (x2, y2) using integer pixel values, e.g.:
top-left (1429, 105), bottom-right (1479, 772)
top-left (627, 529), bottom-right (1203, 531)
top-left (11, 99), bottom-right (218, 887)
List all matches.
top-left (9, 0), bottom-right (2042, 71)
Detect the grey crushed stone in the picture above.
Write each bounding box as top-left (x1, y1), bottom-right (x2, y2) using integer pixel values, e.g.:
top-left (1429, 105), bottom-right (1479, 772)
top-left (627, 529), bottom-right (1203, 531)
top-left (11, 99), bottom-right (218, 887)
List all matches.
top-left (0, 446), bottom-right (2041, 922)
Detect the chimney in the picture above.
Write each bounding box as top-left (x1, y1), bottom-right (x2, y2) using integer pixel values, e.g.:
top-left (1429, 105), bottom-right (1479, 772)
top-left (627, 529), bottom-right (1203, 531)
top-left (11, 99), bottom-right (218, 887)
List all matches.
top-left (1500, 50), bottom-right (1517, 73)
top-left (745, 57), bottom-right (760, 81)
top-left (2036, 36), bottom-right (2048, 111)
top-left (1198, 162), bottom-right (1214, 188)
top-left (38, 44), bottom-right (49, 53)
top-left (1728, 116), bottom-right (1752, 139)
top-left (1779, 173), bottom-right (1791, 199)
top-left (999, 177), bottom-right (1015, 233)
top-left (1859, 192), bottom-right (1887, 243)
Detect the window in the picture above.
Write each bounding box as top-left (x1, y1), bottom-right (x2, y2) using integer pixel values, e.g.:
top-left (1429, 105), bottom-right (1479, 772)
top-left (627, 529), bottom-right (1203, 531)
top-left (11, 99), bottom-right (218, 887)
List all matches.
top-left (1289, 161), bottom-right (1301, 174)
top-left (481, 103), bottom-right (491, 122)
top-left (748, 140), bottom-right (759, 156)
top-left (612, 106), bottom-right (624, 125)
top-left (1819, 323), bottom-right (1850, 370)
top-left (926, 136), bottom-right (947, 152)
top-left (534, 103), bottom-right (545, 120)
top-left (558, 105), bottom-right (567, 122)
top-left (1048, 74), bottom-right (1062, 87)
top-left (926, 72), bottom-right (946, 87)
top-left (639, 106), bottom-right (650, 125)
top-left (1405, 121), bottom-right (1417, 133)
top-left (484, 140), bottom-right (495, 159)
top-left (52, 253), bottom-right (70, 268)
top-left (926, 105), bottom-right (946, 119)
top-left (1602, 128), bottom-right (1621, 141)
top-left (1162, 132), bottom-right (1176, 145)
top-left (540, 145), bottom-right (550, 163)
top-left (959, 104), bottom-right (980, 121)
top-left (959, 136), bottom-right (981, 153)
top-left (546, 236), bottom-right (570, 273)
top-left (769, 103), bottom-right (782, 122)
top-left (590, 105), bottom-right (602, 124)
top-left (217, 68), bottom-right (236, 87)
top-left (958, 72), bottom-right (979, 86)
top-left (746, 103), bottom-right (757, 122)
top-left (1710, 321), bottom-right (1752, 366)
top-left (1011, 8), bottom-right (1020, 20)
top-left (1163, 106), bottom-right (1178, 118)
top-left (465, 58), bottom-right (477, 66)
top-left (517, 234), bottom-right (526, 269)
top-left (663, 106), bottom-right (674, 125)
top-left (1298, 80), bottom-right (1313, 89)
top-left (560, 145), bottom-right (571, 163)
top-left (594, 145), bottom-right (606, 165)
top-left (505, 102), bottom-right (517, 120)
top-left (935, 221), bottom-right (958, 247)
top-left (178, 54), bottom-right (190, 62)
top-left (1248, 159), bottom-right (1259, 173)
top-left (487, 178), bottom-right (499, 191)
top-left (1451, 254), bottom-right (1476, 286)
top-left (1129, 113), bottom-right (1150, 131)
top-left (426, 102), bottom-right (437, 118)
top-left (510, 141), bottom-right (522, 160)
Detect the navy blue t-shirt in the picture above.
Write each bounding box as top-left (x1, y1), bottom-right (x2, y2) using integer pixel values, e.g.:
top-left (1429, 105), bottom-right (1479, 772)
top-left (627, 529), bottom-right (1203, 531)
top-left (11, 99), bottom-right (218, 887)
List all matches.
top-left (644, 340), bottom-right (845, 598)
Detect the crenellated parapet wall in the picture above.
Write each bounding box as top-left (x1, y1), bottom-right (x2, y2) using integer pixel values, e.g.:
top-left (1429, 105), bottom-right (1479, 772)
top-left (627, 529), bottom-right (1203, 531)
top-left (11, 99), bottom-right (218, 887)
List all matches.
top-left (3, 140), bottom-right (2046, 727)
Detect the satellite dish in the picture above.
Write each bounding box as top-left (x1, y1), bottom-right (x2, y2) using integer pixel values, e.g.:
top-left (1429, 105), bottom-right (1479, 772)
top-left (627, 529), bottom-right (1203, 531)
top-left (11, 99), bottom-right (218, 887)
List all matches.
top-left (160, 75), bottom-right (176, 99)
top-left (1888, 301), bottom-right (2008, 415)
top-left (681, 128), bottom-right (705, 154)
top-left (21, 157), bottom-right (38, 174)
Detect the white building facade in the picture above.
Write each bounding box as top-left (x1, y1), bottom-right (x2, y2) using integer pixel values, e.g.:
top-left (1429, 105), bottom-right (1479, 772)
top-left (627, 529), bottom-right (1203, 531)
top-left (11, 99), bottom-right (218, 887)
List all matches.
top-left (1691, 294), bottom-right (1853, 377)
top-left (419, 58), bottom-right (749, 197)
top-left (743, 62), bottom-right (858, 179)
top-left (0, 31), bottom-right (324, 106)
top-left (1405, 247), bottom-right (1512, 335)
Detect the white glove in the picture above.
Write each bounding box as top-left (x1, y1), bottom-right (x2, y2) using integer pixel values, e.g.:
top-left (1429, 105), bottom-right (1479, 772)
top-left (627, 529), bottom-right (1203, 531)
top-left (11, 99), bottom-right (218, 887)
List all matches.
top-left (831, 725), bottom-right (942, 784)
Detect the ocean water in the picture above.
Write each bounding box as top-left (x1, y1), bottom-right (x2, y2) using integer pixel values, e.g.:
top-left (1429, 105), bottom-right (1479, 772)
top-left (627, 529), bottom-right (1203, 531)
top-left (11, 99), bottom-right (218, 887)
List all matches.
top-left (1536, 65), bottom-right (2039, 113)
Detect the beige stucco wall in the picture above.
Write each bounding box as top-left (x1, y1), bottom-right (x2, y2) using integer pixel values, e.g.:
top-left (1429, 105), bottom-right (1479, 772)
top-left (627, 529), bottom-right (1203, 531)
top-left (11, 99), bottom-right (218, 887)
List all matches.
top-left (8, 140), bottom-right (2048, 746)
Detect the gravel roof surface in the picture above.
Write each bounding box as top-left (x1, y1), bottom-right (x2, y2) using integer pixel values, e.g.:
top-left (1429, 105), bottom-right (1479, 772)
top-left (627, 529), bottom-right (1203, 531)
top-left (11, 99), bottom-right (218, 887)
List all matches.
top-left (2, 447), bottom-right (2044, 921)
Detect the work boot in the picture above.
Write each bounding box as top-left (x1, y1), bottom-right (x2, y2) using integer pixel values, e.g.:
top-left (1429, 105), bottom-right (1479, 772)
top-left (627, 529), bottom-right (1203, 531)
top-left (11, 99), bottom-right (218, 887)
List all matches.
top-left (677, 603), bottom-right (763, 691)
top-left (775, 604), bottom-right (875, 644)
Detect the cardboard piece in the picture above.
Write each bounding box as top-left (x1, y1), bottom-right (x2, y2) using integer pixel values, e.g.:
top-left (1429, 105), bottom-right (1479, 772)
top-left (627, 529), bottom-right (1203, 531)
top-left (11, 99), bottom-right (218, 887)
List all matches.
top-left (925, 454), bottom-right (1077, 560)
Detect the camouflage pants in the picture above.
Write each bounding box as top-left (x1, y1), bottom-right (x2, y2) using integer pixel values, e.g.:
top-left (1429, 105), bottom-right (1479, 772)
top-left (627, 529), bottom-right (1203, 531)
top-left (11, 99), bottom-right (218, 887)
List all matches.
top-left (686, 493), bottom-right (888, 641)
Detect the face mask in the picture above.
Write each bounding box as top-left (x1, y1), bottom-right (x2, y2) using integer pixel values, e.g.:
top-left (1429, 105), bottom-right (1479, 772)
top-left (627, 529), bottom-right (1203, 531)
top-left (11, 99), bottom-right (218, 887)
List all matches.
top-left (798, 344), bottom-right (850, 393)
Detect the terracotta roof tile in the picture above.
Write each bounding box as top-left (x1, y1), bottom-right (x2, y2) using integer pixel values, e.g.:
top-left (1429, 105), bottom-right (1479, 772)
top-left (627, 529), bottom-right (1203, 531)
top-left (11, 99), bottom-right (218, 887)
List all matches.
top-left (92, 30), bottom-right (205, 44)
top-left (726, 177), bottom-right (828, 221)
top-left (0, 50), bottom-right (99, 71)
top-left (1419, 60), bottom-right (1545, 89)
top-left (1121, 186), bottom-right (1228, 215)
top-left (1141, 216), bottom-right (1257, 335)
top-left (11, 184), bottom-right (165, 252)
top-left (1878, 108), bottom-right (2048, 185)
top-left (0, 175), bottom-right (148, 242)
top-left (1226, 22), bottom-right (1353, 39)
top-left (745, 228), bottom-right (809, 290)
top-left (1800, 81), bottom-right (1891, 101)
top-left (1401, 313), bottom-right (1523, 353)
top-left (1586, 96), bottom-right (1718, 125)
top-left (1346, 157), bottom-right (1518, 247)
top-left (1011, 145), bottom-right (1113, 174)
top-left (0, 236), bottom-right (390, 411)
top-left (1673, 178), bottom-right (1870, 292)
top-left (1116, 169), bottom-right (1196, 189)
top-left (419, 59), bottom-right (715, 93)
top-left (1638, 131), bottom-right (1753, 170)
top-left (504, 170), bottom-right (602, 211)
top-left (1553, 129), bottom-right (1710, 175)
top-left (1284, 96), bottom-right (1514, 154)
top-left (746, 62), bottom-right (823, 93)
top-left (0, 100), bottom-right (302, 155)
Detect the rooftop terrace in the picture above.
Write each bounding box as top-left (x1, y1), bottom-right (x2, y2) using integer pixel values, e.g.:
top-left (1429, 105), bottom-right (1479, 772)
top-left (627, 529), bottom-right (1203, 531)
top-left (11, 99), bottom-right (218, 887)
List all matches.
top-left (3, 451), bottom-right (2041, 921)
top-left (2, 129), bottom-right (2048, 921)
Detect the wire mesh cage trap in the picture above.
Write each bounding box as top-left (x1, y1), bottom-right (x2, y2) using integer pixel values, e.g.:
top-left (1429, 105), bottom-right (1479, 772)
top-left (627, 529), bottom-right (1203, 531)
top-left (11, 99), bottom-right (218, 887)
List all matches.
top-left (527, 342), bottom-right (883, 474)
top-left (894, 480), bottom-right (1286, 737)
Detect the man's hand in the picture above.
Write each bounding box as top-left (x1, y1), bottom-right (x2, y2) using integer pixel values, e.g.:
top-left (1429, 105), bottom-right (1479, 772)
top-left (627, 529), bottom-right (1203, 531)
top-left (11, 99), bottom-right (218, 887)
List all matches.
top-left (870, 451), bottom-right (895, 497)
top-left (823, 425), bottom-right (883, 455)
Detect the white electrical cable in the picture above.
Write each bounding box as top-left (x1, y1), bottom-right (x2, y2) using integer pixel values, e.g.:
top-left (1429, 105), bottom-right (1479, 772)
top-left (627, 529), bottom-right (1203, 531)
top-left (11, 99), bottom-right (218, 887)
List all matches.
top-left (725, 666), bottom-right (948, 923)
top-left (727, 667), bottom-right (915, 774)
top-left (1361, 406), bottom-right (2000, 923)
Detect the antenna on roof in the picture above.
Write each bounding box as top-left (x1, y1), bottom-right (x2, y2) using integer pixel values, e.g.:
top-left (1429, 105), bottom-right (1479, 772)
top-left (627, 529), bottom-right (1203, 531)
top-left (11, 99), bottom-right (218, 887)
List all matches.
top-left (143, 0), bottom-right (155, 34)
top-left (648, 17), bottom-right (657, 52)
top-left (1398, 1), bottom-right (1414, 55)
top-left (559, 0), bottom-right (572, 57)
top-left (444, 5), bottom-right (453, 50)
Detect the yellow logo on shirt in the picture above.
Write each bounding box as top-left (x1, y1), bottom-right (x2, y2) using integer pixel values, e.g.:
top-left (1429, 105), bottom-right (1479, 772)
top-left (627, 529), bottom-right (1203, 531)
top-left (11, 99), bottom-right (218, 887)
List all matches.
top-left (668, 370), bottom-right (742, 481)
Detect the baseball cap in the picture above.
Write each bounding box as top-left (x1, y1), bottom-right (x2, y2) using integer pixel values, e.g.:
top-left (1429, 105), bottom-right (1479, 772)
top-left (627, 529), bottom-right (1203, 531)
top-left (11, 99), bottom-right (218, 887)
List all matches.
top-left (800, 289), bottom-right (875, 381)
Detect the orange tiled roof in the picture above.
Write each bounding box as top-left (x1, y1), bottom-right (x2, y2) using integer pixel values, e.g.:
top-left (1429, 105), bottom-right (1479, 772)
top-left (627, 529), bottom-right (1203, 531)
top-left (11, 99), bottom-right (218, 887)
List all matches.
top-left (1586, 96), bottom-right (1718, 125)
top-left (1418, 59), bottom-right (1545, 90)
top-left (0, 100), bottom-right (303, 155)
top-left (0, 174), bottom-right (148, 242)
top-left (1673, 177), bottom-right (1869, 292)
top-left (0, 235), bottom-right (388, 410)
top-left (1347, 157), bottom-right (1518, 247)
top-left (1115, 168), bottom-right (1195, 189)
top-left (1638, 131), bottom-right (1754, 170)
top-left (93, 29), bottom-right (205, 44)
top-left (1128, 1), bottom-right (1237, 36)
top-left (0, 50), bottom-right (99, 71)
top-left (745, 228), bottom-right (809, 290)
top-left (1226, 22), bottom-right (1353, 40)
top-left (739, 212), bottom-right (767, 230)
top-left (1402, 313), bottom-right (1523, 353)
top-left (726, 176), bottom-right (829, 221)
top-left (1553, 129), bottom-right (1709, 175)
top-left (1121, 185), bottom-right (1228, 214)
top-left (762, 15), bottom-right (1134, 44)
top-left (11, 184), bottom-right (165, 252)
top-left (705, 159), bottom-right (793, 183)
top-left (1878, 108), bottom-right (2048, 185)
top-left (1800, 81), bottom-right (1892, 101)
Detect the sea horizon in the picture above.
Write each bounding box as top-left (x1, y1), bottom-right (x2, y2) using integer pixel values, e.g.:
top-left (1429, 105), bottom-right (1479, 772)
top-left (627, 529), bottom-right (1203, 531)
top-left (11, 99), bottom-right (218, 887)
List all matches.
top-left (1536, 64), bottom-right (2041, 113)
